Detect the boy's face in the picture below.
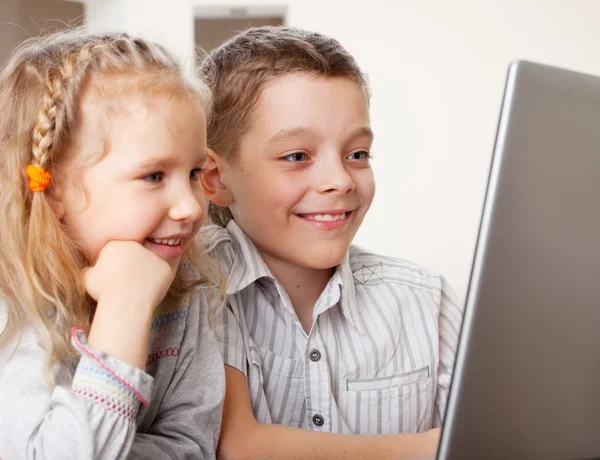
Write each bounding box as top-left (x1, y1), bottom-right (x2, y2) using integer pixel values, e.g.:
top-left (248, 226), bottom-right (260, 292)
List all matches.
top-left (218, 73), bottom-right (375, 271)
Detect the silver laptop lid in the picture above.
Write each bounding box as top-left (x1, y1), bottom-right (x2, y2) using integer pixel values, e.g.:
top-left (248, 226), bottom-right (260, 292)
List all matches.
top-left (438, 61), bottom-right (600, 460)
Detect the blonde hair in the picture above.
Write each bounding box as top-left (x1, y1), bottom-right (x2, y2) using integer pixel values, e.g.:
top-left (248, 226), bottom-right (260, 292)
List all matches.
top-left (0, 29), bottom-right (222, 386)
top-left (199, 26), bottom-right (371, 226)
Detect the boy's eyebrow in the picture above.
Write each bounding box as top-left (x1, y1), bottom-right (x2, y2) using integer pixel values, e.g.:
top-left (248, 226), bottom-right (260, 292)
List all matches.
top-left (267, 127), bottom-right (319, 145)
top-left (348, 126), bottom-right (375, 142)
top-left (267, 126), bottom-right (374, 145)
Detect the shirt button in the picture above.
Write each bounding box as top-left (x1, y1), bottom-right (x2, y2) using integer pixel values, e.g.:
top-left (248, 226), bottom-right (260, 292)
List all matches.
top-left (308, 349), bottom-right (321, 362)
top-left (312, 414), bottom-right (324, 426)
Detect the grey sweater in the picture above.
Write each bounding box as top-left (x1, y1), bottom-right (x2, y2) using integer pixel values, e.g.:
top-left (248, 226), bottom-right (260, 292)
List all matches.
top-left (0, 279), bottom-right (225, 459)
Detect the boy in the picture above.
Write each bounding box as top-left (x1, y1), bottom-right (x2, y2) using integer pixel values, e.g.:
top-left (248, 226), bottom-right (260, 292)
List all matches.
top-left (200, 26), bottom-right (463, 459)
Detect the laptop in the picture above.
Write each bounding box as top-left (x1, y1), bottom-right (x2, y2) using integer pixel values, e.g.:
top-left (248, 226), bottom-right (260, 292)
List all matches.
top-left (429, 61), bottom-right (600, 459)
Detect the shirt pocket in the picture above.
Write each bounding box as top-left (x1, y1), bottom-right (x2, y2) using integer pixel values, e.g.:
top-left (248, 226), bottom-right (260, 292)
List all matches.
top-left (345, 366), bottom-right (434, 434)
top-left (255, 346), bottom-right (305, 427)
top-left (347, 365), bottom-right (430, 391)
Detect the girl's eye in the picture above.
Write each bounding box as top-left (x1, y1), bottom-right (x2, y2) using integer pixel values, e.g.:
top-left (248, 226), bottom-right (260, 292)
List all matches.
top-left (190, 168), bottom-right (202, 180)
top-left (348, 150), bottom-right (371, 161)
top-left (283, 152), bottom-right (308, 162)
top-left (143, 172), bottom-right (163, 183)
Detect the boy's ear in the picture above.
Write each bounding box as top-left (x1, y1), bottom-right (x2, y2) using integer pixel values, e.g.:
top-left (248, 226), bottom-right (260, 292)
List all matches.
top-left (201, 149), bottom-right (234, 207)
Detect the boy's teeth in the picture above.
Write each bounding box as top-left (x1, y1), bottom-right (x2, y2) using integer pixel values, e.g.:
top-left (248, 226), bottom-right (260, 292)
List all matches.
top-left (151, 238), bottom-right (181, 246)
top-left (307, 213), bottom-right (346, 222)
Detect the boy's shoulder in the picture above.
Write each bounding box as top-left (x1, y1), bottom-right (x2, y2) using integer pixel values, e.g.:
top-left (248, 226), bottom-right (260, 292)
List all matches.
top-left (348, 245), bottom-right (446, 295)
top-left (199, 224), bottom-right (233, 254)
top-left (198, 224), bottom-right (242, 280)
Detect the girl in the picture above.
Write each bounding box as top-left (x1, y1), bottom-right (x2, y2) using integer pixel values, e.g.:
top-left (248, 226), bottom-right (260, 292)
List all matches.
top-left (0, 30), bottom-right (224, 459)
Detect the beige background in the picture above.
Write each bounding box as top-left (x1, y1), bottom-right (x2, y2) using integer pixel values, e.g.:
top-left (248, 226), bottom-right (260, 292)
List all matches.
top-left (0, 0), bottom-right (83, 66)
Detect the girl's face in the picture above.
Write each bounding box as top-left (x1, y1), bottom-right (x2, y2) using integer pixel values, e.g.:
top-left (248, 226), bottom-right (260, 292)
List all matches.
top-left (55, 89), bottom-right (208, 271)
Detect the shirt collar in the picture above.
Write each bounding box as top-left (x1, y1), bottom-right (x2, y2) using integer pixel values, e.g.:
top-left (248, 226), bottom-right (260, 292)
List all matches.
top-left (225, 220), bottom-right (275, 295)
top-left (225, 220), bottom-right (365, 334)
top-left (322, 251), bottom-right (365, 335)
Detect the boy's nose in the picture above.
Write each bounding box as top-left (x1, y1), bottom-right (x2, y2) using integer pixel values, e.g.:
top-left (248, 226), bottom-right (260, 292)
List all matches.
top-left (317, 159), bottom-right (356, 195)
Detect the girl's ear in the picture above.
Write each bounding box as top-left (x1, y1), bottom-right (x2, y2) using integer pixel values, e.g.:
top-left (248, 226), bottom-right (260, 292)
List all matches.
top-left (200, 149), bottom-right (234, 207)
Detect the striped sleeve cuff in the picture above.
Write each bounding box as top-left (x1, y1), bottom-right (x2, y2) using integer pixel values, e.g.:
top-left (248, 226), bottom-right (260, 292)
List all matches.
top-left (70, 327), bottom-right (154, 421)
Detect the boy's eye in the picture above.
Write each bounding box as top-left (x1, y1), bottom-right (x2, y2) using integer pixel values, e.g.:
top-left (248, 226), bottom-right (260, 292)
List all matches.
top-left (143, 172), bottom-right (163, 183)
top-left (190, 168), bottom-right (202, 180)
top-left (347, 150), bottom-right (371, 161)
top-left (283, 152), bottom-right (308, 162)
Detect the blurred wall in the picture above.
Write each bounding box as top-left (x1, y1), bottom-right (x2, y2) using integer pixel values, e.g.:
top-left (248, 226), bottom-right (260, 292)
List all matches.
top-left (195, 16), bottom-right (282, 52)
top-left (0, 0), bottom-right (83, 67)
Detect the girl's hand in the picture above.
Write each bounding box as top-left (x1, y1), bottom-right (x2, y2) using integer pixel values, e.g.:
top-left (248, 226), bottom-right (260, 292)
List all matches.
top-left (84, 240), bottom-right (177, 369)
top-left (83, 240), bottom-right (175, 313)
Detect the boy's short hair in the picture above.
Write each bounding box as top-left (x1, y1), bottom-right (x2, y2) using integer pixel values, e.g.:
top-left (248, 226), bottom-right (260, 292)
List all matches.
top-left (199, 26), bottom-right (370, 226)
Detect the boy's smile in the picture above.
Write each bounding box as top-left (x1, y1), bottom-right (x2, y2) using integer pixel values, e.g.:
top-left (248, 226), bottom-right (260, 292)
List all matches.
top-left (295, 210), bottom-right (352, 230)
top-left (210, 73), bottom-right (375, 273)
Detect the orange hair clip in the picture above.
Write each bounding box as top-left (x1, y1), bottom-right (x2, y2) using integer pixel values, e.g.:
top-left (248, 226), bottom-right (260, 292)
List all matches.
top-left (26, 164), bottom-right (51, 192)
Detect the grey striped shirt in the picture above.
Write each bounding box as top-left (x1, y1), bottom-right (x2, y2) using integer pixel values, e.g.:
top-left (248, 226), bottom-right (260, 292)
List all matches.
top-left (204, 221), bottom-right (463, 434)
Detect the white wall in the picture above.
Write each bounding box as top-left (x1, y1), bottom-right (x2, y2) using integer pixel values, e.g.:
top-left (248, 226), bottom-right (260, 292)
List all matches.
top-left (84, 0), bottom-right (196, 69)
top-left (85, 0), bottom-right (600, 297)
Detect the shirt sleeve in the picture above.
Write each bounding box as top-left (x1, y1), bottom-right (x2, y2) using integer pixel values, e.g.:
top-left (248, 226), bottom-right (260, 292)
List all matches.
top-left (127, 289), bottom-right (225, 460)
top-left (433, 276), bottom-right (464, 427)
top-left (0, 324), bottom-right (153, 460)
top-left (213, 300), bottom-right (248, 378)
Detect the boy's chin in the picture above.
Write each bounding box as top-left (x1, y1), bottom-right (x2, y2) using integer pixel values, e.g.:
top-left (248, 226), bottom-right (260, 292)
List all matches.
top-left (259, 240), bottom-right (351, 272)
top-left (295, 251), bottom-right (347, 271)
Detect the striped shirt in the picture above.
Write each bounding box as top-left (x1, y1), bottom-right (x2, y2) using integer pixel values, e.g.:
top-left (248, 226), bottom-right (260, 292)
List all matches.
top-left (204, 221), bottom-right (464, 434)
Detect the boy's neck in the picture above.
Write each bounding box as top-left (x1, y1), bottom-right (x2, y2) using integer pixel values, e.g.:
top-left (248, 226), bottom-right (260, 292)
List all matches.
top-left (260, 252), bottom-right (336, 333)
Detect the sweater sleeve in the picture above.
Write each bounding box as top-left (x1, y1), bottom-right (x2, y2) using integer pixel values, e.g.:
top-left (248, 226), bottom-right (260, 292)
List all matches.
top-left (0, 308), bottom-right (153, 460)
